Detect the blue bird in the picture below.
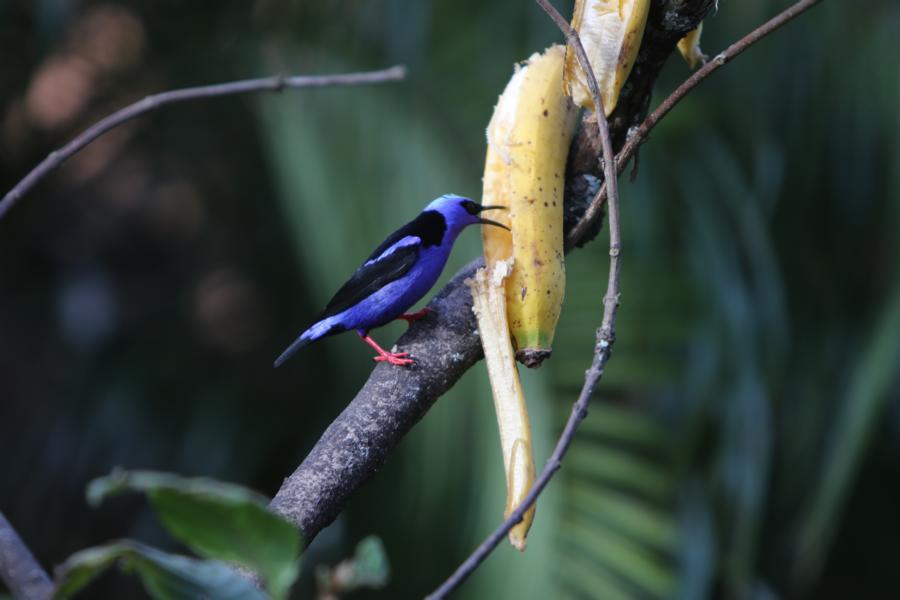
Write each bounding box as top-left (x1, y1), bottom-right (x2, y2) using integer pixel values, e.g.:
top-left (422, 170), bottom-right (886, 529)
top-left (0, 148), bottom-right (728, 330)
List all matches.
top-left (274, 194), bottom-right (508, 367)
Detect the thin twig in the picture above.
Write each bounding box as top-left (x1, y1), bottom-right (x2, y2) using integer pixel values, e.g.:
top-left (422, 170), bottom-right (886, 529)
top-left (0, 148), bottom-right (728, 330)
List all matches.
top-left (426, 334), bottom-right (615, 600)
top-left (0, 65), bottom-right (407, 221)
top-left (429, 0), bottom-right (823, 596)
top-left (534, 0), bottom-right (621, 246)
top-left (566, 0), bottom-right (823, 246)
top-left (426, 0), bottom-right (623, 595)
top-left (0, 511), bottom-right (53, 600)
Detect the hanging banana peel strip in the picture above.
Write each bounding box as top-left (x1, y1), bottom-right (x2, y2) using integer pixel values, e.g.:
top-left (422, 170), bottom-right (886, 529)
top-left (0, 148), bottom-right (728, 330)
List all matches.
top-left (467, 264), bottom-right (534, 551)
top-left (677, 23), bottom-right (707, 69)
top-left (563, 0), bottom-right (651, 115)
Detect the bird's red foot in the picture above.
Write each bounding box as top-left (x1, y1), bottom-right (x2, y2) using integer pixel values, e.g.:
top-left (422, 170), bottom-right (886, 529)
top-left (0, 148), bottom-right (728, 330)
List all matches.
top-left (397, 307), bottom-right (434, 327)
top-left (372, 351), bottom-right (415, 366)
top-left (359, 333), bottom-right (415, 367)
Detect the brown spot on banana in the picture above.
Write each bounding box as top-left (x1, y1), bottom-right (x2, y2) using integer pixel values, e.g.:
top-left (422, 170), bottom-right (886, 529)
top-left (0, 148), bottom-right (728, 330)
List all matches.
top-left (474, 45), bottom-right (577, 549)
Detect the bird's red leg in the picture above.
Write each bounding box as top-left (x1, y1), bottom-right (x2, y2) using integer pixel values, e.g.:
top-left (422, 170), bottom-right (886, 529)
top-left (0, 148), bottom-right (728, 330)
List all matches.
top-left (358, 332), bottom-right (414, 366)
top-left (396, 307), bottom-right (433, 327)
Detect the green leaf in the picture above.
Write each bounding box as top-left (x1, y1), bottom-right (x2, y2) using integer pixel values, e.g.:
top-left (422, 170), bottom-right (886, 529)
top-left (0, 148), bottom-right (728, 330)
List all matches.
top-left (315, 536), bottom-right (390, 597)
top-left (54, 540), bottom-right (268, 600)
top-left (579, 402), bottom-right (669, 447)
top-left (794, 283), bottom-right (900, 582)
top-left (346, 536), bottom-right (390, 589)
top-left (560, 513), bottom-right (677, 597)
top-left (555, 404), bottom-right (680, 600)
top-left (566, 482), bottom-right (677, 551)
top-left (555, 551), bottom-right (634, 600)
top-left (88, 470), bottom-right (301, 600)
top-left (567, 444), bottom-right (673, 500)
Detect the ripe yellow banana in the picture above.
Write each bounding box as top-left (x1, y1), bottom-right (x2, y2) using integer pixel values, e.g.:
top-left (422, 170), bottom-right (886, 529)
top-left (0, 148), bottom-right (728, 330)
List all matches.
top-left (677, 23), bottom-right (707, 69)
top-left (482, 44), bottom-right (578, 368)
top-left (563, 0), bottom-right (651, 116)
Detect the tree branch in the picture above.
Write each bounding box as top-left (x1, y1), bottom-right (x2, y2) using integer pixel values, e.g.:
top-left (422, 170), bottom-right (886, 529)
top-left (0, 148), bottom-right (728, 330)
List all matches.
top-left (271, 258), bottom-right (487, 537)
top-left (0, 511), bottom-right (53, 600)
top-left (0, 65), bottom-right (407, 221)
top-left (269, 0), bottom-right (718, 543)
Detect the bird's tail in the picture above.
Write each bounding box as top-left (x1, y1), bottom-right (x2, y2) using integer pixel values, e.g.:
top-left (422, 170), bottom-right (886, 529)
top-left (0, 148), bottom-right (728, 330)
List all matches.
top-left (273, 319), bottom-right (339, 368)
top-left (273, 334), bottom-right (312, 368)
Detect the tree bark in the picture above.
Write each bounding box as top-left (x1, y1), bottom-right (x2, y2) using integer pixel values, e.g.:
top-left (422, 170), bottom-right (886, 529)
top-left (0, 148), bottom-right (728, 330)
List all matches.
top-left (0, 511), bottom-right (53, 600)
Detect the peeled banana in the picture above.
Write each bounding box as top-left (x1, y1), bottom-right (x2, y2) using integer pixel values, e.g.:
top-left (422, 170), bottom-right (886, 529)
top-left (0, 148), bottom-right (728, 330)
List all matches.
top-left (483, 44), bottom-right (578, 368)
top-left (563, 0), bottom-right (651, 116)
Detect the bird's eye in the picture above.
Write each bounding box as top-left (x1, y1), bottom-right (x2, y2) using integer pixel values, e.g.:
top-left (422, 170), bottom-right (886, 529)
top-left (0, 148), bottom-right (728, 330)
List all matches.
top-left (461, 200), bottom-right (480, 215)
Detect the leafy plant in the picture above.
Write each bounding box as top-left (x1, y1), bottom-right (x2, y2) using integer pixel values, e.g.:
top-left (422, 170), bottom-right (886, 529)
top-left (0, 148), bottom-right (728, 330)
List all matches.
top-left (552, 403), bottom-right (681, 600)
top-left (54, 470), bottom-right (303, 600)
top-left (55, 541), bottom-right (269, 600)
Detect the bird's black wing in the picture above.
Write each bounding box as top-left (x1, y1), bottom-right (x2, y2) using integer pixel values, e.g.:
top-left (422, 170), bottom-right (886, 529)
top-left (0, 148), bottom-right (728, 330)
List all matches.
top-left (314, 238), bottom-right (421, 321)
top-left (312, 209), bottom-right (447, 322)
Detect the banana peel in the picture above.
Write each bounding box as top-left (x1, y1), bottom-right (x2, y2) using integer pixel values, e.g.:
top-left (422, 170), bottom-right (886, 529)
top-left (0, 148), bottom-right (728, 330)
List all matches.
top-left (677, 23), bottom-right (707, 69)
top-left (467, 264), bottom-right (534, 551)
top-left (471, 44), bottom-right (577, 551)
top-left (563, 0), bottom-right (651, 116)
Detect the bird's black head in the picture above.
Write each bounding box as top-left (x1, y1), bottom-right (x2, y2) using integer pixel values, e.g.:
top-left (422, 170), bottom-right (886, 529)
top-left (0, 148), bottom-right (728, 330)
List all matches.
top-left (455, 198), bottom-right (509, 230)
top-left (460, 199), bottom-right (482, 216)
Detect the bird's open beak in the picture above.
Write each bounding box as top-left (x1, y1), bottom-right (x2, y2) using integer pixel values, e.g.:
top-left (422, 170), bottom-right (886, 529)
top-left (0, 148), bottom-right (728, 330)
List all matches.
top-left (477, 205), bottom-right (510, 231)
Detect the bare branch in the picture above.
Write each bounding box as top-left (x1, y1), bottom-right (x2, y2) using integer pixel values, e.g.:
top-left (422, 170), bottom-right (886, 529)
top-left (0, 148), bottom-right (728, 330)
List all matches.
top-left (0, 65), bottom-right (407, 221)
top-left (0, 511), bottom-right (53, 600)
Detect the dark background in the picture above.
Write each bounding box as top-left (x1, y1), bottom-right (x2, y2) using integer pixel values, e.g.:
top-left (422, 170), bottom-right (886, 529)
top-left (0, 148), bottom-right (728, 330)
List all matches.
top-left (1, 1), bottom-right (899, 598)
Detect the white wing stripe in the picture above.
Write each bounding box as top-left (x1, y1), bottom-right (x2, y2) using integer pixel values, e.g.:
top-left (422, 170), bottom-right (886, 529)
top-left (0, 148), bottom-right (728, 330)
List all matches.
top-left (363, 235), bottom-right (421, 266)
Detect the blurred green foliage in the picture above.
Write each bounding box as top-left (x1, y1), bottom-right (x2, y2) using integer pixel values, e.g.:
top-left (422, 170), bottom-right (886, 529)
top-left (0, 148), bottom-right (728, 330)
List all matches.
top-left (86, 470), bottom-right (302, 598)
top-left (57, 470), bottom-right (301, 599)
top-left (315, 535), bottom-right (389, 598)
top-left (1, 1), bottom-right (899, 599)
top-left (56, 541), bottom-right (269, 600)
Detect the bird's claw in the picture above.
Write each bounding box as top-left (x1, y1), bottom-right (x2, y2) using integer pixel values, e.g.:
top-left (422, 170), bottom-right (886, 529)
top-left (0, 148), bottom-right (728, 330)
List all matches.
top-left (373, 351), bottom-right (415, 366)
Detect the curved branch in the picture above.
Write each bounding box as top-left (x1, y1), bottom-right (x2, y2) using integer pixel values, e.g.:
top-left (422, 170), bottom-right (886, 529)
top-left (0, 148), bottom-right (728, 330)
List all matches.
top-left (0, 511), bottom-right (53, 600)
top-left (0, 65), bottom-right (407, 221)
